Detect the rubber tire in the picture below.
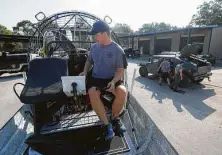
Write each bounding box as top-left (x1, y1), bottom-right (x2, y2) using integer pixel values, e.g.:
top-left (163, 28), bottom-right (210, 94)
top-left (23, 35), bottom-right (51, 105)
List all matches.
top-left (139, 66), bottom-right (148, 77)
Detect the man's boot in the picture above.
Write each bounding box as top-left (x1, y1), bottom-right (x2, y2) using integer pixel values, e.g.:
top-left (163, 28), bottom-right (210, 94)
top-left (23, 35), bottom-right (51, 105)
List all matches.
top-left (111, 117), bottom-right (126, 136)
top-left (105, 123), bottom-right (115, 141)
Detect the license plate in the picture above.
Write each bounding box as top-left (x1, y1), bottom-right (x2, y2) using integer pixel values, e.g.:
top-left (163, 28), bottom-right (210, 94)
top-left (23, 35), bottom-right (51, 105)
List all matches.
top-left (198, 67), bottom-right (207, 74)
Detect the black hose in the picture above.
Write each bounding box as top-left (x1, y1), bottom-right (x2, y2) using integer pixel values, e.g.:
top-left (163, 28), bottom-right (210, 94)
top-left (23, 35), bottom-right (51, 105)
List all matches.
top-left (13, 83), bottom-right (24, 100)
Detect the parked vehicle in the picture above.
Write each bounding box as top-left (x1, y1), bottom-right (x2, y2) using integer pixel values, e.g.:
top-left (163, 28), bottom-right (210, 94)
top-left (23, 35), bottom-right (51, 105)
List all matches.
top-left (0, 51), bottom-right (28, 76)
top-left (198, 54), bottom-right (216, 66)
top-left (139, 43), bottom-right (212, 87)
top-left (123, 47), bottom-right (141, 58)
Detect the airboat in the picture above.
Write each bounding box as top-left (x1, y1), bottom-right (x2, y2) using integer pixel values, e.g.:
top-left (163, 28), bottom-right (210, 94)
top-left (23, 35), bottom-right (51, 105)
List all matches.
top-left (0, 11), bottom-right (178, 155)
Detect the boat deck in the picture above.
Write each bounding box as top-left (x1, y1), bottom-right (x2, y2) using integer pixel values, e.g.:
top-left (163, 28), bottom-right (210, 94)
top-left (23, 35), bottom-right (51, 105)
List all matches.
top-left (40, 110), bottom-right (112, 134)
top-left (25, 109), bottom-right (133, 155)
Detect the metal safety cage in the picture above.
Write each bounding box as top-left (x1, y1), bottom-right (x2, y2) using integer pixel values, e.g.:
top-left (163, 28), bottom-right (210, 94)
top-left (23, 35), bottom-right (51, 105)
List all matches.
top-left (27, 10), bottom-right (121, 57)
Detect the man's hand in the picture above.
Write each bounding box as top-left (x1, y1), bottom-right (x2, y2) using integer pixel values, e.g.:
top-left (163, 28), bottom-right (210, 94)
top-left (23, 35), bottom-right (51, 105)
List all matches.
top-left (79, 72), bottom-right (85, 76)
top-left (106, 80), bottom-right (116, 95)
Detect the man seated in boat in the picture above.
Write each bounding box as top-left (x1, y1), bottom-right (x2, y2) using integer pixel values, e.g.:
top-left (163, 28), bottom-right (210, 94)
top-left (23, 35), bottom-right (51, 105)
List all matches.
top-left (79, 20), bottom-right (128, 141)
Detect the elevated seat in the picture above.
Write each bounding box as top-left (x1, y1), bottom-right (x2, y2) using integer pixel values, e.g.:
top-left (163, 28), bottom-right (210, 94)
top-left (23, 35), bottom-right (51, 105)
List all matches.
top-left (19, 57), bottom-right (68, 105)
top-left (14, 57), bottom-right (70, 133)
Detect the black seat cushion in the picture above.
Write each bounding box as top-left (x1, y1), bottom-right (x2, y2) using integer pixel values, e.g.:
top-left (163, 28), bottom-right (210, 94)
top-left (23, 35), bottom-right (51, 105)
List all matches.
top-left (20, 57), bottom-right (68, 104)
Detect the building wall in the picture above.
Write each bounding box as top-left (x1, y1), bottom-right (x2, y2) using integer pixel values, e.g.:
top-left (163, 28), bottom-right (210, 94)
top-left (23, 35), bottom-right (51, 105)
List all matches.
top-left (154, 29), bottom-right (211, 53)
top-left (150, 35), bottom-right (155, 55)
top-left (119, 27), bottom-right (221, 58)
top-left (209, 27), bottom-right (222, 60)
top-left (171, 32), bottom-right (181, 51)
top-left (202, 30), bottom-right (211, 54)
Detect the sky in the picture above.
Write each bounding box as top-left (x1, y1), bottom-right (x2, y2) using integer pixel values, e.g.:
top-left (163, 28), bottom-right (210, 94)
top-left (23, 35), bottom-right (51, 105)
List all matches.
top-left (0, 0), bottom-right (210, 31)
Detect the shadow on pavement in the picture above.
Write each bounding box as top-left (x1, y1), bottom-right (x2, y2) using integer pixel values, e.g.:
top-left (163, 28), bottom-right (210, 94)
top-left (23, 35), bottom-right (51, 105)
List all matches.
top-left (135, 76), bottom-right (216, 120)
top-left (0, 105), bottom-right (31, 155)
top-left (0, 74), bottom-right (23, 83)
top-left (211, 66), bottom-right (222, 71)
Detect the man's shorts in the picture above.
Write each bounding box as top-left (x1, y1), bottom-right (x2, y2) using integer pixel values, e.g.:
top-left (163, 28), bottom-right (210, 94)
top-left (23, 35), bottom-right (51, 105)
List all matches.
top-left (159, 71), bottom-right (169, 79)
top-left (86, 76), bottom-right (123, 91)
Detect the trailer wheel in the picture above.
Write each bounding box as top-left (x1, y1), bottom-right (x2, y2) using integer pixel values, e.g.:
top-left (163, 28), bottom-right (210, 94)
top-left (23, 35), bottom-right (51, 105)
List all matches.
top-left (139, 66), bottom-right (148, 77)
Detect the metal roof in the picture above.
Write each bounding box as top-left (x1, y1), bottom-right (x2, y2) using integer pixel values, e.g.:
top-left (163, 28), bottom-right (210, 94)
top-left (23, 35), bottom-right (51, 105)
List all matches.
top-left (0, 34), bottom-right (42, 42)
top-left (0, 34), bottom-right (33, 42)
top-left (118, 25), bottom-right (221, 38)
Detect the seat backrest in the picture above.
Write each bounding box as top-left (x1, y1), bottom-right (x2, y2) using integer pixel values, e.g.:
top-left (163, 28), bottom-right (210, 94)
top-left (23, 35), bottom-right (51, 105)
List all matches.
top-left (26, 57), bottom-right (68, 88)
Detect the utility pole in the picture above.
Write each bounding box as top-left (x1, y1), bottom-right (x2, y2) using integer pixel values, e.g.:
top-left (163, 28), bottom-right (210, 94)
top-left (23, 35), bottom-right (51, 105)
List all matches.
top-left (187, 28), bottom-right (191, 45)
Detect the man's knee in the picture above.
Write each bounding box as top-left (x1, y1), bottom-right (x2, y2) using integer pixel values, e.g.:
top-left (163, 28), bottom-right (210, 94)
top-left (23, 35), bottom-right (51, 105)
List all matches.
top-left (88, 87), bottom-right (100, 100)
top-left (112, 85), bottom-right (127, 117)
top-left (115, 85), bottom-right (127, 98)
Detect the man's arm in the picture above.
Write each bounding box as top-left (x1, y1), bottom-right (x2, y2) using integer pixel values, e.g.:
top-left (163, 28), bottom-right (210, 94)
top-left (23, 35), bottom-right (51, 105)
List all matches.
top-left (83, 60), bottom-right (93, 76)
top-left (106, 47), bottom-right (127, 92)
top-left (80, 49), bottom-right (93, 76)
top-left (157, 62), bottom-right (163, 72)
top-left (112, 68), bottom-right (125, 83)
top-left (111, 49), bottom-right (128, 84)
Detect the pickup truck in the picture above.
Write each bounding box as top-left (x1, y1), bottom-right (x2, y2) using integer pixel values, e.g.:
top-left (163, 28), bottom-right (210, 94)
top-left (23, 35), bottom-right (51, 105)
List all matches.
top-left (0, 51), bottom-right (28, 76)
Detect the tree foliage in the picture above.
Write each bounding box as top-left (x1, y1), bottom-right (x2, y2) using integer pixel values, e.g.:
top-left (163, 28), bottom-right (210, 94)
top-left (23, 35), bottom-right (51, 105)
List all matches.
top-left (16, 20), bottom-right (34, 35)
top-left (0, 24), bottom-right (12, 35)
top-left (113, 23), bottom-right (134, 34)
top-left (190, 0), bottom-right (222, 26)
top-left (2, 42), bottom-right (23, 52)
top-left (138, 22), bottom-right (178, 33)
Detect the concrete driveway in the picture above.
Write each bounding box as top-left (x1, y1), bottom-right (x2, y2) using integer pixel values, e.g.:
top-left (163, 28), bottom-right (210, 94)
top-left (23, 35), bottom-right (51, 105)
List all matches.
top-left (127, 59), bottom-right (222, 155)
top-left (0, 60), bottom-right (222, 155)
top-left (0, 74), bottom-right (23, 128)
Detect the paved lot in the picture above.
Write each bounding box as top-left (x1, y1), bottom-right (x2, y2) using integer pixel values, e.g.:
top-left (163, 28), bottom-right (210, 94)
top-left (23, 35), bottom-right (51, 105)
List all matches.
top-left (0, 74), bottom-right (23, 128)
top-left (0, 60), bottom-right (222, 155)
top-left (127, 59), bottom-right (222, 155)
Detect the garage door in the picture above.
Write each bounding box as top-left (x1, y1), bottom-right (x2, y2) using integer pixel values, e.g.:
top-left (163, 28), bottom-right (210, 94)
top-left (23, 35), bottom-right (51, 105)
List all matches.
top-left (155, 38), bottom-right (172, 54)
top-left (180, 36), bottom-right (204, 50)
top-left (138, 40), bottom-right (150, 55)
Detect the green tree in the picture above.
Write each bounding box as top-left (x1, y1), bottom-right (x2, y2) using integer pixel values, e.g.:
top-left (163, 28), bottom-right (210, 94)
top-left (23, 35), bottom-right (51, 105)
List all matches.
top-left (138, 22), bottom-right (178, 33)
top-left (190, 0), bottom-right (222, 26)
top-left (0, 24), bottom-right (12, 35)
top-left (113, 23), bottom-right (134, 34)
top-left (2, 42), bottom-right (23, 52)
top-left (16, 20), bottom-right (34, 35)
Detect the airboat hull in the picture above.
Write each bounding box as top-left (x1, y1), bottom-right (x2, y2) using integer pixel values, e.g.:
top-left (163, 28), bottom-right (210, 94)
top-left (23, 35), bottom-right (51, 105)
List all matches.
top-left (0, 93), bottom-right (178, 155)
top-left (1, 10), bottom-right (178, 155)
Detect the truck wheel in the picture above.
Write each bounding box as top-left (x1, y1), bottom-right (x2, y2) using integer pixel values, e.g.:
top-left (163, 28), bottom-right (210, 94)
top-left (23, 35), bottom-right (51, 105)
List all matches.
top-left (139, 66), bottom-right (148, 77)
